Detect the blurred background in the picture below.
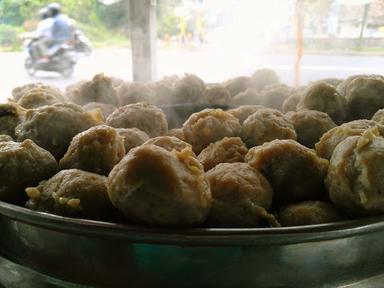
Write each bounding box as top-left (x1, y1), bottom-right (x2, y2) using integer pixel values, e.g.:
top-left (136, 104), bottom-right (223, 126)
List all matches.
top-left (2, 0), bottom-right (384, 100)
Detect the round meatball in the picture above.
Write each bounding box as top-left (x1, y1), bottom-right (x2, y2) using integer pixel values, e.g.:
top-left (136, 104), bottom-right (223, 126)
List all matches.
top-left (223, 76), bottom-right (252, 98)
top-left (326, 127), bottom-right (384, 216)
top-left (17, 85), bottom-right (63, 109)
top-left (150, 82), bottom-right (174, 105)
top-left (204, 85), bottom-right (230, 104)
top-left (182, 108), bottom-right (241, 154)
top-left (262, 84), bottom-right (291, 111)
top-left (0, 135), bottom-right (12, 142)
top-left (16, 103), bottom-right (103, 160)
top-left (278, 201), bottom-right (343, 226)
top-left (206, 162), bottom-right (275, 227)
top-left (59, 125), bottom-right (125, 176)
top-left (25, 169), bottom-right (116, 221)
top-left (106, 102), bottom-right (168, 137)
top-left (172, 74), bottom-right (206, 104)
top-left (372, 108), bottom-right (384, 124)
top-left (108, 145), bottom-right (212, 227)
top-left (297, 81), bottom-right (347, 124)
top-left (0, 139), bottom-right (57, 204)
top-left (168, 128), bottom-right (185, 141)
top-left (0, 103), bottom-right (23, 139)
top-left (68, 73), bottom-right (119, 106)
top-left (320, 78), bottom-right (343, 87)
top-left (117, 128), bottom-right (149, 153)
top-left (198, 137), bottom-right (248, 171)
top-left (336, 74), bottom-right (383, 96)
top-left (231, 88), bottom-right (263, 105)
top-left (227, 105), bottom-right (265, 124)
top-left (286, 110), bottom-right (336, 148)
top-left (246, 139), bottom-right (329, 207)
top-left (282, 93), bottom-right (301, 113)
top-left (144, 136), bottom-right (192, 152)
top-left (12, 83), bottom-right (64, 102)
top-left (251, 69), bottom-right (280, 91)
top-left (345, 76), bottom-right (384, 120)
top-left (117, 82), bottom-right (155, 105)
top-left (315, 119), bottom-right (384, 159)
top-left (242, 108), bottom-right (297, 148)
top-left (83, 102), bottom-right (116, 119)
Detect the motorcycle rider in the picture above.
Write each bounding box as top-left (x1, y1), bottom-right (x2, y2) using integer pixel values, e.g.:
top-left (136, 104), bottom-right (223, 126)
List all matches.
top-left (46, 3), bottom-right (72, 57)
top-left (33, 7), bottom-right (53, 60)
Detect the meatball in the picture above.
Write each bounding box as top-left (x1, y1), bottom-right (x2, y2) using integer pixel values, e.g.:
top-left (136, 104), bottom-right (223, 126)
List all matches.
top-left (251, 68), bottom-right (280, 91)
top-left (246, 139), bottom-right (329, 207)
top-left (68, 73), bottom-right (119, 106)
top-left (117, 82), bottom-right (155, 106)
top-left (0, 135), bottom-right (12, 142)
top-left (144, 136), bottom-right (192, 152)
top-left (282, 93), bottom-right (301, 113)
top-left (336, 74), bottom-right (383, 96)
top-left (0, 139), bottom-right (57, 204)
top-left (172, 74), bottom-right (206, 104)
top-left (59, 125), bottom-right (125, 176)
top-left (65, 80), bottom-right (87, 99)
top-left (16, 103), bottom-right (103, 160)
top-left (106, 102), bottom-right (168, 137)
top-left (12, 83), bottom-right (64, 102)
top-left (278, 201), bottom-right (343, 226)
top-left (326, 127), bottom-right (384, 216)
top-left (231, 88), bottom-right (263, 105)
top-left (16, 84), bottom-right (64, 109)
top-left (315, 119), bottom-right (384, 159)
top-left (25, 169), bottom-right (116, 221)
top-left (320, 78), bottom-right (343, 87)
top-left (150, 82), bottom-right (174, 105)
top-left (0, 103), bottom-right (23, 139)
top-left (168, 128), bottom-right (185, 141)
top-left (206, 162), bottom-right (276, 227)
top-left (108, 145), bottom-right (212, 227)
top-left (372, 108), bottom-right (384, 124)
top-left (204, 85), bottom-right (230, 104)
top-left (227, 105), bottom-right (265, 124)
top-left (297, 81), bottom-right (347, 124)
top-left (198, 137), bottom-right (248, 171)
top-left (182, 108), bottom-right (241, 154)
top-left (83, 102), bottom-right (116, 119)
top-left (223, 76), bottom-right (252, 97)
top-left (286, 110), bottom-right (336, 148)
top-left (262, 84), bottom-right (291, 111)
top-left (117, 128), bottom-right (149, 153)
top-left (345, 76), bottom-right (384, 120)
top-left (242, 108), bottom-right (297, 148)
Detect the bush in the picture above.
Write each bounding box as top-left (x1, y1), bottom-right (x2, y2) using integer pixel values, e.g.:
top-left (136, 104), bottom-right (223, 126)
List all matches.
top-left (0, 24), bottom-right (23, 49)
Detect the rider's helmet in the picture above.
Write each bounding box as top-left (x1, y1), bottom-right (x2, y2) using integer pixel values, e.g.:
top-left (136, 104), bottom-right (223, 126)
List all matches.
top-left (39, 7), bottom-right (50, 20)
top-left (47, 3), bottom-right (61, 17)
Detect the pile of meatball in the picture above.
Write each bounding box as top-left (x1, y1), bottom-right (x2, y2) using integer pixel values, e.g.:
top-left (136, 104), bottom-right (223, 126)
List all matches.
top-left (2, 70), bottom-right (384, 228)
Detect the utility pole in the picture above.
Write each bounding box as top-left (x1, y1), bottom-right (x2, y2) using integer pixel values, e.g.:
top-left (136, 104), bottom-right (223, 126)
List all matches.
top-left (129, 0), bottom-right (157, 82)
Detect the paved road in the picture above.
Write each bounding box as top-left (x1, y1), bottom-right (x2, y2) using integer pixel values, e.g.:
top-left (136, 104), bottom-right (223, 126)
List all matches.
top-left (2, 47), bottom-right (384, 102)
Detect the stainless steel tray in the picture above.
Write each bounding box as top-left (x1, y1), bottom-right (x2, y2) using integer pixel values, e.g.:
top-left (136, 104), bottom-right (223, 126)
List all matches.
top-left (1, 200), bottom-right (384, 287)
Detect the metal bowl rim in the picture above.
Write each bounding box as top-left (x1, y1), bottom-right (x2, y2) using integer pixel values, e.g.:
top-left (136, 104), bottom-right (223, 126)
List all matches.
top-left (1, 200), bottom-right (384, 245)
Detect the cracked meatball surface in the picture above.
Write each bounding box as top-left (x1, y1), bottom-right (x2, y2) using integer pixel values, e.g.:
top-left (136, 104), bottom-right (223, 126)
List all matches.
top-left (183, 108), bottom-right (241, 154)
top-left (15, 103), bottom-right (103, 160)
top-left (206, 162), bottom-right (274, 227)
top-left (108, 145), bottom-right (212, 227)
top-left (106, 102), bottom-right (168, 137)
top-left (0, 139), bottom-right (57, 204)
top-left (26, 169), bottom-right (116, 221)
top-left (242, 108), bottom-right (296, 148)
top-left (198, 137), bottom-right (248, 171)
top-left (246, 139), bottom-right (329, 207)
top-left (59, 125), bottom-right (125, 176)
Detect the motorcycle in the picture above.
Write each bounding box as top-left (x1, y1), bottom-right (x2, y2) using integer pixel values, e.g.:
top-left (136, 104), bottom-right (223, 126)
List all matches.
top-left (23, 30), bottom-right (91, 78)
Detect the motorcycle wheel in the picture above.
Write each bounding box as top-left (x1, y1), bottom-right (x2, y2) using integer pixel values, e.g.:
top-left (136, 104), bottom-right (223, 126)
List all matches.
top-left (24, 57), bottom-right (36, 76)
top-left (61, 65), bottom-right (74, 78)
